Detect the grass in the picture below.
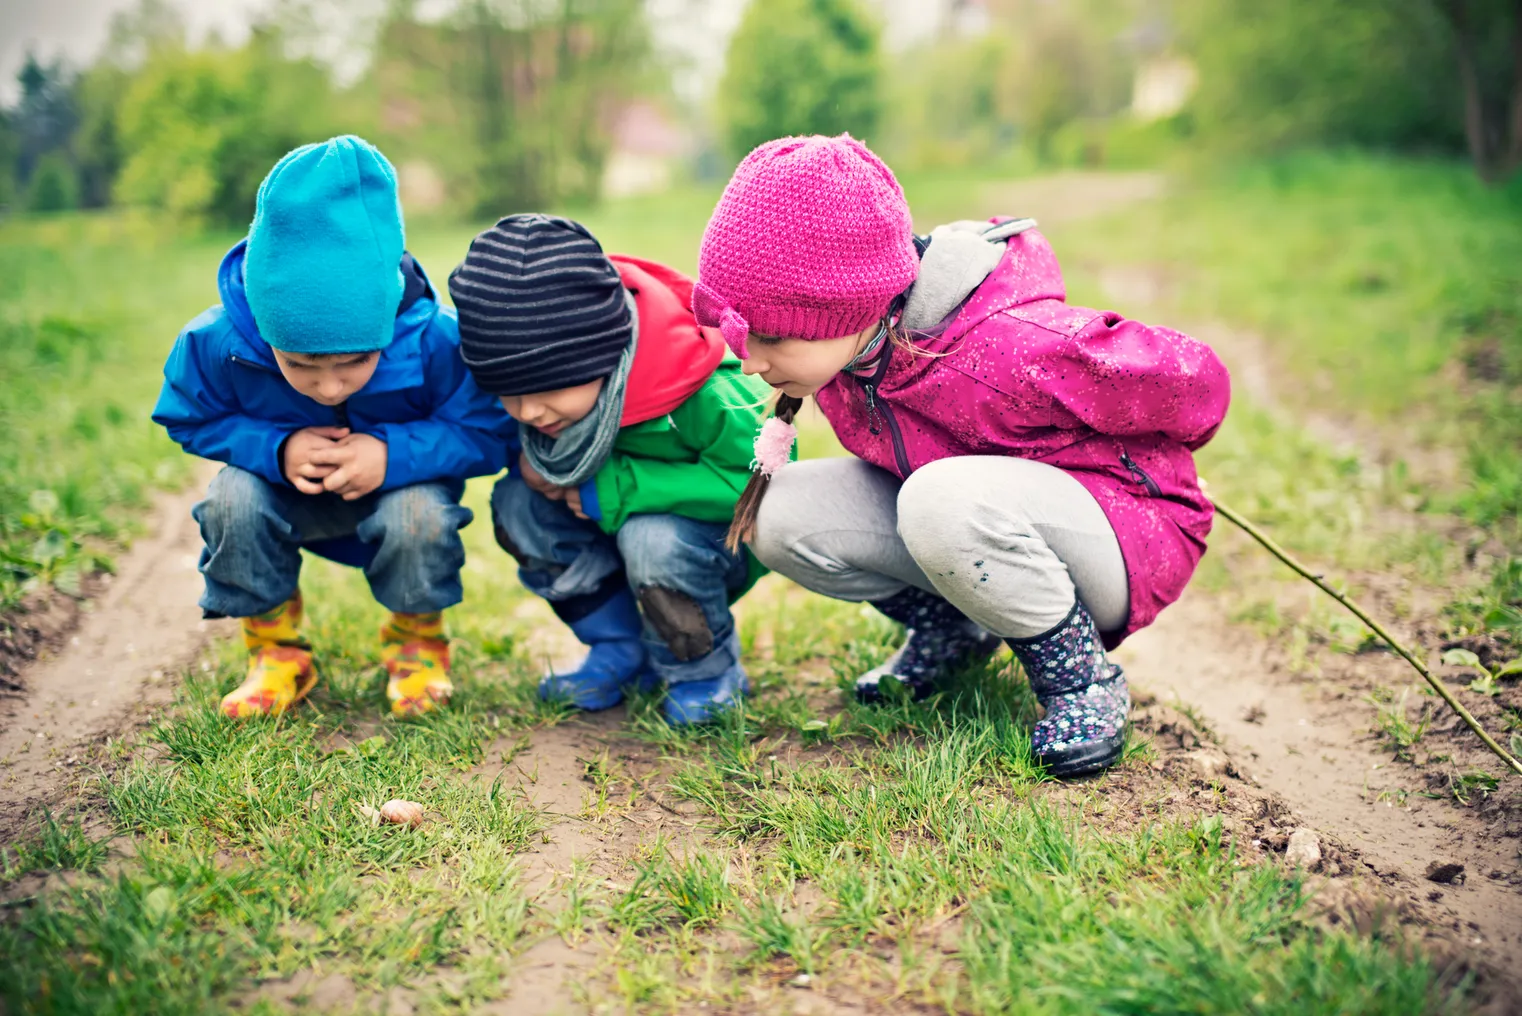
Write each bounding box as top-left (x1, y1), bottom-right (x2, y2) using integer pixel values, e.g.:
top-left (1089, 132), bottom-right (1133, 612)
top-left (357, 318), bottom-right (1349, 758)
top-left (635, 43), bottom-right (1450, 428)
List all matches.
top-left (1368, 687), bottom-right (1432, 762)
top-left (0, 154), bottom-right (1510, 1010)
top-left (1, 546), bottom-right (1471, 1012)
top-left (0, 214), bottom-right (233, 609)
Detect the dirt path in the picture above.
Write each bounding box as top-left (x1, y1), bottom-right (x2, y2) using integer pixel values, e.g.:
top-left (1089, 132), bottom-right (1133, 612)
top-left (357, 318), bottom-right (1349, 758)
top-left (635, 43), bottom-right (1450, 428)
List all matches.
top-left (0, 462), bottom-right (229, 835)
top-left (1119, 597), bottom-right (1522, 961)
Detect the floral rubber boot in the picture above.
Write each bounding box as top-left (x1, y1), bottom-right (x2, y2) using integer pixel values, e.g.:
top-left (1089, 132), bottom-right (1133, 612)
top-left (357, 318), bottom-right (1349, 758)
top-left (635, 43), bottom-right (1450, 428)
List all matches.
top-left (382, 611), bottom-right (452, 717)
top-left (1005, 601), bottom-right (1129, 778)
top-left (221, 593), bottom-right (316, 718)
top-left (855, 587), bottom-right (1003, 704)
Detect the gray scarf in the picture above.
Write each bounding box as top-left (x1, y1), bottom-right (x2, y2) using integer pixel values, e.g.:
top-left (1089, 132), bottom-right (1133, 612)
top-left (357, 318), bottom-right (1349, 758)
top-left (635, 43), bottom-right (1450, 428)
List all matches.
top-left (520, 291), bottom-right (639, 487)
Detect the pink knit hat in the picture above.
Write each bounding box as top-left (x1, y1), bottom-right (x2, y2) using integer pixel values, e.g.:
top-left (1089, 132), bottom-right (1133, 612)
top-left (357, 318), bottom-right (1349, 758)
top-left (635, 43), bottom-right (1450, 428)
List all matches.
top-left (693, 134), bottom-right (919, 359)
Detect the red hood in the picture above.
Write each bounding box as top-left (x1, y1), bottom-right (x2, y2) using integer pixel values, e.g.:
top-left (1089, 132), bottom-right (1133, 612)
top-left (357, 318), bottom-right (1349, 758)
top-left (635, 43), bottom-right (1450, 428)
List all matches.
top-left (612, 255), bottom-right (726, 426)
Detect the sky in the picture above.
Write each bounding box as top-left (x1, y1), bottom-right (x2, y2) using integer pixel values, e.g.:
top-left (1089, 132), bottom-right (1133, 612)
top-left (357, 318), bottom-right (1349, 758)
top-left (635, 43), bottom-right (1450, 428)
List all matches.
top-left (0, 0), bottom-right (949, 106)
top-left (0, 0), bottom-right (261, 103)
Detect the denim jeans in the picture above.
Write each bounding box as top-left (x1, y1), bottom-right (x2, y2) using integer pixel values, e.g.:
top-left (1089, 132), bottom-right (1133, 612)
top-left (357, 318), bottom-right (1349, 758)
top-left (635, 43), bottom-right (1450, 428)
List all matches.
top-left (491, 473), bottom-right (750, 684)
top-left (193, 465), bottom-right (474, 618)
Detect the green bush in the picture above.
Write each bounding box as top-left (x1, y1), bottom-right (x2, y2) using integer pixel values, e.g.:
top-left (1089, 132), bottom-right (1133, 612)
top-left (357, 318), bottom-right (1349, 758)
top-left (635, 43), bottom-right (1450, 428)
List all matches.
top-left (717, 0), bottom-right (882, 158)
top-left (114, 31), bottom-right (338, 224)
top-left (26, 153), bottom-right (78, 213)
top-left (1176, 0), bottom-right (1465, 155)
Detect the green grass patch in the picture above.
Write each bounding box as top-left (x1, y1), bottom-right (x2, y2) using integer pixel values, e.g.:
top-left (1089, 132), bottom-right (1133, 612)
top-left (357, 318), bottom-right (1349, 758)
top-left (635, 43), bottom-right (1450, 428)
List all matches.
top-left (596, 667), bottom-right (1468, 1013)
top-left (1, 484), bottom-right (1470, 1011)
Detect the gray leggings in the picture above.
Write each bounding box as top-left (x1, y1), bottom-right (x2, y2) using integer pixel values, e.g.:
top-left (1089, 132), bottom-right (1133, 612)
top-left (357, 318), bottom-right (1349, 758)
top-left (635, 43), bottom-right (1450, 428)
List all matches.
top-left (750, 456), bottom-right (1130, 639)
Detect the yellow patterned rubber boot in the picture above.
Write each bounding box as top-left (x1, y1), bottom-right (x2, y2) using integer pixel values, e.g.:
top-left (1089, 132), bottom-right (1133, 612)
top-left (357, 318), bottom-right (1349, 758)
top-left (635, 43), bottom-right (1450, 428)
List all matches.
top-left (382, 611), bottom-right (452, 717)
top-left (221, 593), bottom-right (316, 719)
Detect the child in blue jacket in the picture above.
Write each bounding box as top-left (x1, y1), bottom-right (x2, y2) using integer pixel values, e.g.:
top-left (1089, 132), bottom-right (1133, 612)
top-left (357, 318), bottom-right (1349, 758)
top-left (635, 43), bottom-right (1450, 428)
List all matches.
top-left (153, 136), bottom-right (514, 719)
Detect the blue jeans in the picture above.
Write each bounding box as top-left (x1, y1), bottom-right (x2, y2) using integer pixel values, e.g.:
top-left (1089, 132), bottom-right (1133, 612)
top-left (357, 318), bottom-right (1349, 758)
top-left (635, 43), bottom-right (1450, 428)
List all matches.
top-left (193, 466), bottom-right (474, 618)
top-left (491, 474), bottom-right (750, 685)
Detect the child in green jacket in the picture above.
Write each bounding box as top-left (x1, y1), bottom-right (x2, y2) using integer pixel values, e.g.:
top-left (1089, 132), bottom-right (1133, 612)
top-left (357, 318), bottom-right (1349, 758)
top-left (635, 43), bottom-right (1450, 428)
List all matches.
top-left (450, 214), bottom-right (771, 724)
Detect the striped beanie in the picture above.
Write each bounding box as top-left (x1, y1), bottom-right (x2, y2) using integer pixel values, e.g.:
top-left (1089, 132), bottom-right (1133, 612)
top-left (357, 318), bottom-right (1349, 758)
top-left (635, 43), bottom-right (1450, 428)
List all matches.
top-left (449, 214), bottom-right (633, 396)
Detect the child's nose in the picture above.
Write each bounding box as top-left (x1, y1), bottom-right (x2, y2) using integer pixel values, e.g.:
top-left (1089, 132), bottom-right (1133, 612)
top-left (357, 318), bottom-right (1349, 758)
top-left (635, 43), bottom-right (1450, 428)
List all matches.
top-left (741, 358), bottom-right (766, 377)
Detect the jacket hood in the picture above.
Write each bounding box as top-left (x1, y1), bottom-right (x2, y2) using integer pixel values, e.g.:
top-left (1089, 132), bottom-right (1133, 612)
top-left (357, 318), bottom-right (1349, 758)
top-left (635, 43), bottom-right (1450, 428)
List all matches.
top-left (901, 218), bottom-right (1055, 331)
top-left (611, 255), bottom-right (727, 427)
top-left (216, 239), bottom-right (437, 394)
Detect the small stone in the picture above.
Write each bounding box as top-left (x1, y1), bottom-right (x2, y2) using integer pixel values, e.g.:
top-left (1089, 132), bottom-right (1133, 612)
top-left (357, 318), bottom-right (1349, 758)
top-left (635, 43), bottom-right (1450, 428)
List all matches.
top-left (1424, 861), bottom-right (1465, 884)
top-left (1285, 828), bottom-right (1322, 869)
top-left (1185, 749), bottom-right (1230, 781)
top-left (789, 974), bottom-right (812, 989)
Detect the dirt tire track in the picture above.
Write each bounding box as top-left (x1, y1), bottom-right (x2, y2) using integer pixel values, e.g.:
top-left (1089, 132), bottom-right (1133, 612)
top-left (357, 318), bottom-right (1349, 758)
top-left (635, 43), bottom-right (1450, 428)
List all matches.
top-left (0, 461), bottom-right (229, 835)
top-left (1119, 595), bottom-right (1522, 966)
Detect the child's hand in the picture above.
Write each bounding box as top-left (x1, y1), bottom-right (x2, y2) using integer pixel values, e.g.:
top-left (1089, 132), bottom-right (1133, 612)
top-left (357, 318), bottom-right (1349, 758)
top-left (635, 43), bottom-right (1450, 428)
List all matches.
top-left (519, 453), bottom-right (561, 497)
top-left (519, 453), bottom-right (584, 514)
top-left (310, 433), bottom-right (389, 501)
top-left (283, 426), bottom-right (350, 494)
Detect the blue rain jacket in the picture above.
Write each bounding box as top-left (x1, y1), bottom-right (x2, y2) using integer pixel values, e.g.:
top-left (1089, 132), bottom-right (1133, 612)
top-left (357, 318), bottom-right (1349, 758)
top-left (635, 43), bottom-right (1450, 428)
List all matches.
top-left (153, 240), bottom-right (516, 495)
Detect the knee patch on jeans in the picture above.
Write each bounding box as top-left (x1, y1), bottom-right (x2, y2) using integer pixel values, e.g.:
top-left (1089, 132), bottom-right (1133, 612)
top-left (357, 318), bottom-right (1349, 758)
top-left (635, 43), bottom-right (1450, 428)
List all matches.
top-left (637, 586), bottom-right (712, 662)
top-left (494, 524), bottom-right (528, 566)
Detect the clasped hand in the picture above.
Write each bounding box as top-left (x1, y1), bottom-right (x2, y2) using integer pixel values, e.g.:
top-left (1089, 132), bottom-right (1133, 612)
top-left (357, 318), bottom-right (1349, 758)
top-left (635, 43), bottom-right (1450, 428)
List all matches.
top-left (519, 452), bottom-right (588, 519)
top-left (283, 427), bottom-right (388, 500)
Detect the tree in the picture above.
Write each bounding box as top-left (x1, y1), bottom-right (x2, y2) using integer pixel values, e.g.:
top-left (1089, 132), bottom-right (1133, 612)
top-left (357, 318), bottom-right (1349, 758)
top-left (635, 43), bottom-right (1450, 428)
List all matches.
top-left (717, 0), bottom-right (882, 158)
top-left (366, 0), bottom-right (652, 216)
top-left (114, 30), bottom-right (338, 223)
top-left (12, 53), bottom-right (78, 188)
top-left (27, 153), bottom-right (79, 212)
top-left (1430, 0), bottom-right (1522, 182)
top-left (1175, 0), bottom-right (1522, 182)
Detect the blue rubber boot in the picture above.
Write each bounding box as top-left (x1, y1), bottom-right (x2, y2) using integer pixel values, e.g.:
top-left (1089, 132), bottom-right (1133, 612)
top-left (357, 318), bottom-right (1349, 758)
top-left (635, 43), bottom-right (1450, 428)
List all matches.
top-left (539, 588), bottom-right (655, 711)
top-left (662, 662), bottom-right (749, 726)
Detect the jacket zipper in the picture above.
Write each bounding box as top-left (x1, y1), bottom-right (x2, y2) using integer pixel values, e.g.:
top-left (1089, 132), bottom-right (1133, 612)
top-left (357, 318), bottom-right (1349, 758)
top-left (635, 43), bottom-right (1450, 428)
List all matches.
top-left (230, 354), bottom-right (278, 375)
top-left (1119, 447), bottom-right (1162, 497)
top-left (853, 346), bottom-right (912, 477)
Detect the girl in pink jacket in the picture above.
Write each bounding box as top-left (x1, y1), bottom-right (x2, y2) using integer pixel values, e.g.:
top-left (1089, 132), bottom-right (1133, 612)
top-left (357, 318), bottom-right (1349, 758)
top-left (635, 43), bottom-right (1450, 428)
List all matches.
top-left (693, 135), bottom-right (1231, 777)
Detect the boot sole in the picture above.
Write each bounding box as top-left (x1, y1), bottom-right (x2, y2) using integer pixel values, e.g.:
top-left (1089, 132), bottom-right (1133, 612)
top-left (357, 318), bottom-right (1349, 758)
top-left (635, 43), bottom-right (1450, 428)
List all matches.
top-left (1037, 732), bottom-right (1125, 778)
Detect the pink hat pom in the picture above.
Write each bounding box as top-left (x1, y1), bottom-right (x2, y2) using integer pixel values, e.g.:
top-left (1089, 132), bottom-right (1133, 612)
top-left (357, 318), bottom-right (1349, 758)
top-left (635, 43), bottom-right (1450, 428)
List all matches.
top-left (752, 416), bottom-right (797, 478)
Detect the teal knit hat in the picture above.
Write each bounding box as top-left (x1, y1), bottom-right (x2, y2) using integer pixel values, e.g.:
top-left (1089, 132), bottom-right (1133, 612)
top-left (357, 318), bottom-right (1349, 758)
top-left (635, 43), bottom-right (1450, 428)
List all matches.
top-left (245, 135), bottom-right (405, 355)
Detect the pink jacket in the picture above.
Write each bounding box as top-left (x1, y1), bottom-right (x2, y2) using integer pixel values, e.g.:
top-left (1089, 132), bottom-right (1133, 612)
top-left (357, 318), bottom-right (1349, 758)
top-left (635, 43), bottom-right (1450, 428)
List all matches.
top-left (814, 229), bottom-right (1231, 645)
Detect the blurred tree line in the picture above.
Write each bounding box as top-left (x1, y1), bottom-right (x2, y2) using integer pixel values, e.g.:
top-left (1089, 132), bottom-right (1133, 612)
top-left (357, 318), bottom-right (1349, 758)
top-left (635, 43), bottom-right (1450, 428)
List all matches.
top-left (2, 0), bottom-right (1518, 224)
top-left (721, 0), bottom-right (1521, 182)
top-left (0, 0), bottom-right (652, 224)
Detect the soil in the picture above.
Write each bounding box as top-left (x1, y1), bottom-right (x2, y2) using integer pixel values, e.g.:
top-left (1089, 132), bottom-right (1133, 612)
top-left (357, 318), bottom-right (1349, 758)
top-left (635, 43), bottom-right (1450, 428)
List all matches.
top-left (0, 586), bottom-right (86, 688)
top-left (0, 462), bottom-right (231, 837)
top-left (3, 175), bottom-right (1520, 1010)
top-left (1119, 596), bottom-right (1522, 966)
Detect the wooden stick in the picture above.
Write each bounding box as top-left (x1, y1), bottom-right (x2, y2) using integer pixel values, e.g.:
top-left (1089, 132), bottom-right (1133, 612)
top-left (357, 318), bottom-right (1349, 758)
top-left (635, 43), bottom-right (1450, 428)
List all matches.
top-left (1210, 496), bottom-right (1522, 778)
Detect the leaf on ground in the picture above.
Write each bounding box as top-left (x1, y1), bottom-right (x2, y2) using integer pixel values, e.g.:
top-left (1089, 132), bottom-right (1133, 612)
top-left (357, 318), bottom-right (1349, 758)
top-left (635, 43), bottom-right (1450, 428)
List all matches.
top-left (1441, 648), bottom-right (1482, 669)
